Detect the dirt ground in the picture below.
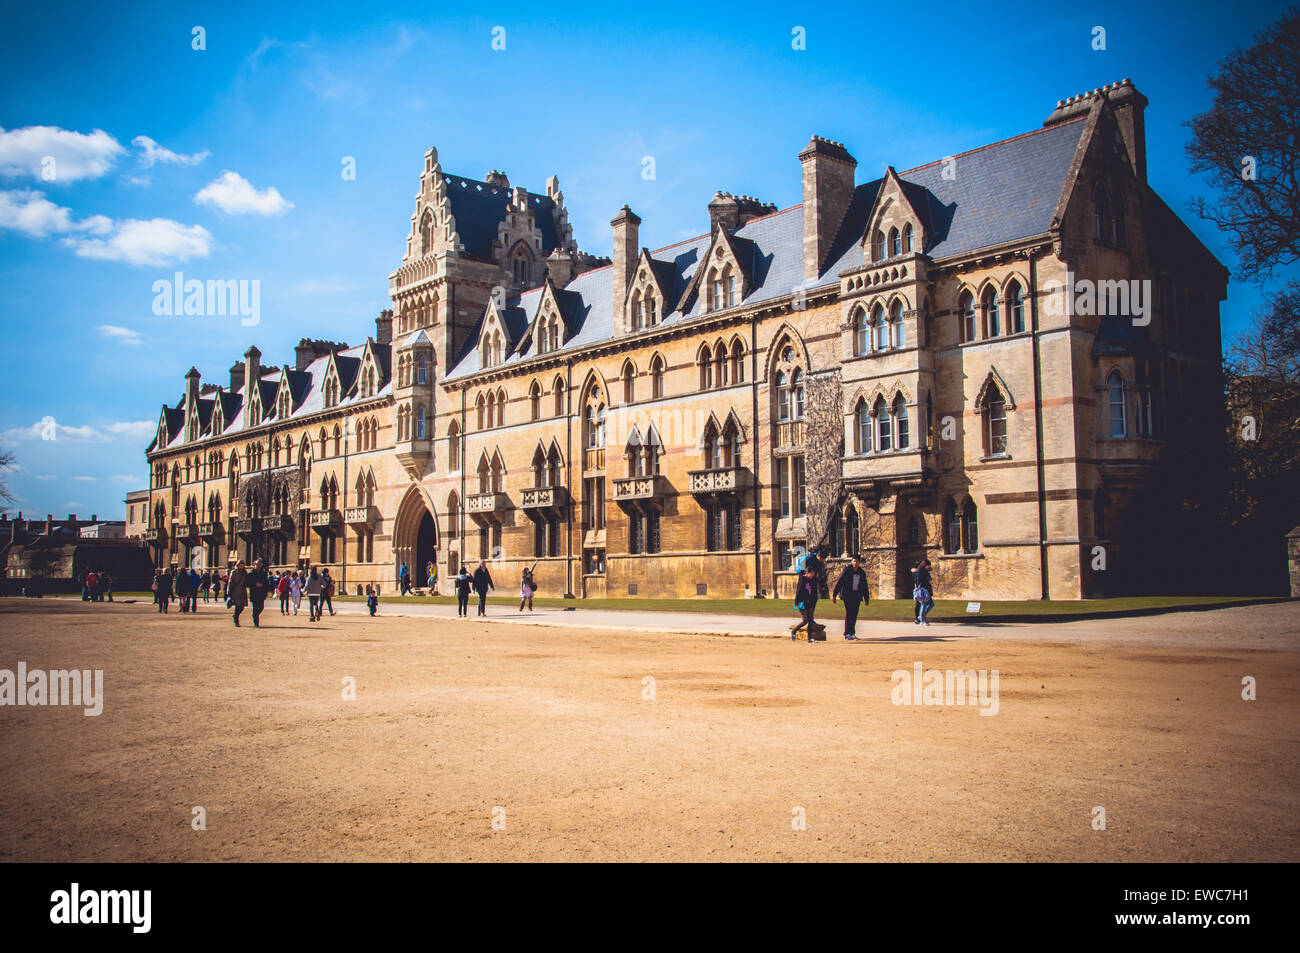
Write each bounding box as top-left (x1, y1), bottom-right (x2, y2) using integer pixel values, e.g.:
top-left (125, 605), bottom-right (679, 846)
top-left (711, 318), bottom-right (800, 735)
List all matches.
top-left (1, 597), bottom-right (1297, 862)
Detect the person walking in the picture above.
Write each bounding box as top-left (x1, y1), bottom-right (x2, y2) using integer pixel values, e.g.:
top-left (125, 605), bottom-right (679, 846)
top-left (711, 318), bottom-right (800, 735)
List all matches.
top-left (187, 567), bottom-right (201, 612)
top-left (213, 571), bottom-right (223, 601)
top-left (790, 567), bottom-right (820, 641)
top-left (322, 568), bottom-right (336, 616)
top-left (472, 561), bottom-right (495, 616)
top-left (289, 571), bottom-right (303, 615)
top-left (277, 571), bottom-right (291, 615)
top-left (831, 554), bottom-right (870, 641)
top-left (80, 570), bottom-right (92, 602)
top-left (151, 569), bottom-right (165, 613)
top-left (454, 566), bottom-right (472, 617)
top-left (247, 558), bottom-right (269, 628)
top-left (305, 567), bottom-right (323, 622)
top-left (399, 562), bottom-right (411, 596)
top-left (102, 570), bottom-right (114, 602)
top-left (174, 566), bottom-right (191, 613)
top-left (200, 570), bottom-right (212, 604)
top-left (912, 558), bottom-right (935, 626)
top-left (228, 561), bottom-right (248, 627)
top-left (519, 563), bottom-right (537, 612)
top-left (366, 584), bottom-right (378, 617)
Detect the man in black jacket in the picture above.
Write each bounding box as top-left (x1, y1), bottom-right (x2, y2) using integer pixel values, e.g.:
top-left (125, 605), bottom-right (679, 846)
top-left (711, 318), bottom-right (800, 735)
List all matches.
top-left (831, 554), bottom-right (869, 641)
top-left (472, 561), bottom-right (494, 616)
top-left (247, 558), bottom-right (270, 628)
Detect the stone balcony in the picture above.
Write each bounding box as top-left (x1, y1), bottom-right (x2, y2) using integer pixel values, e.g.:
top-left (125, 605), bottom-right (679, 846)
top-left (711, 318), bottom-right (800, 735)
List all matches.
top-left (198, 521), bottom-right (224, 541)
top-left (612, 474), bottom-right (670, 507)
top-left (174, 523), bottom-right (198, 543)
top-left (842, 448), bottom-right (933, 495)
top-left (143, 527), bottom-right (166, 547)
top-left (394, 438), bottom-right (431, 473)
top-left (773, 419), bottom-right (806, 454)
top-left (309, 508), bottom-right (342, 535)
top-left (466, 491), bottom-right (509, 515)
top-left (345, 505), bottom-right (378, 527)
top-left (234, 517), bottom-right (262, 539)
top-left (264, 514), bottom-right (295, 538)
top-left (520, 485), bottom-right (567, 511)
top-left (687, 466), bottom-right (749, 496)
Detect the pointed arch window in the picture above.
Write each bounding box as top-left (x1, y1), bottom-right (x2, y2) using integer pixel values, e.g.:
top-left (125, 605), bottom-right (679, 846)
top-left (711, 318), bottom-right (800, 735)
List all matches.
top-left (854, 398), bottom-right (873, 454)
top-left (1008, 281), bottom-right (1025, 334)
top-left (1108, 371), bottom-right (1127, 438)
top-left (729, 339), bottom-right (744, 383)
top-left (959, 291), bottom-right (977, 343)
top-left (872, 304), bottom-right (888, 350)
top-left (903, 223), bottom-right (913, 253)
top-left (416, 353), bottom-right (428, 385)
top-left (448, 420), bottom-right (460, 470)
top-left (944, 498), bottom-right (961, 554)
top-left (983, 288), bottom-right (1000, 337)
top-left (962, 499), bottom-right (979, 553)
top-left (888, 227), bottom-right (901, 257)
top-left (622, 362), bottom-right (635, 404)
top-left (853, 308), bottom-right (870, 356)
top-left (698, 345), bottom-right (713, 390)
top-left (714, 342), bottom-right (728, 388)
top-left (875, 395), bottom-right (892, 452)
top-left (984, 383), bottom-right (1008, 456)
top-left (415, 404), bottom-right (427, 440)
top-left (650, 356), bottom-right (665, 400)
top-left (529, 381), bottom-right (542, 421)
top-left (894, 394), bottom-right (910, 449)
top-left (553, 378), bottom-right (565, 417)
top-left (890, 300), bottom-right (906, 348)
top-left (872, 230), bottom-right (885, 261)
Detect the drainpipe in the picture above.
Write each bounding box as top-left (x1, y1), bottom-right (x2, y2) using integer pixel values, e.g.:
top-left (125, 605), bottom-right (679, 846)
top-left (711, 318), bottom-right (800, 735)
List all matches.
top-left (751, 310), bottom-right (761, 596)
top-left (1029, 254), bottom-right (1049, 600)
top-left (342, 415), bottom-right (349, 594)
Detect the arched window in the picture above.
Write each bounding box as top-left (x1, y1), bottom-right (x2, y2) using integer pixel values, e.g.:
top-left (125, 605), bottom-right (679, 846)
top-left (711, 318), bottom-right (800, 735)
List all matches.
top-left (416, 353), bottom-right (427, 385)
top-left (959, 291), bottom-right (976, 343)
top-left (890, 300), bottom-right (906, 348)
top-left (476, 393), bottom-right (486, 430)
top-left (777, 371), bottom-right (790, 421)
top-left (714, 342), bottom-right (728, 388)
top-left (1108, 370), bottom-right (1127, 438)
top-left (1007, 281), bottom-right (1025, 334)
top-left (873, 304), bottom-right (888, 350)
top-left (985, 383), bottom-right (1008, 456)
top-left (982, 288), bottom-right (1000, 338)
top-left (448, 420), bottom-right (460, 470)
top-left (888, 227), bottom-right (900, 257)
top-left (791, 369), bottom-right (805, 419)
top-left (496, 388), bottom-right (507, 427)
top-left (477, 456), bottom-right (491, 494)
top-left (875, 395), bottom-right (892, 452)
top-left (622, 362), bottom-right (635, 404)
top-left (962, 499), bottom-right (979, 553)
top-left (529, 381), bottom-right (541, 421)
top-left (420, 209), bottom-right (434, 256)
top-left (697, 345), bottom-right (713, 390)
top-left (872, 230), bottom-right (885, 261)
top-left (853, 308), bottom-right (869, 356)
top-left (894, 394), bottom-right (910, 449)
top-left (730, 339), bottom-right (744, 383)
top-left (944, 498), bottom-right (961, 554)
top-left (854, 398), bottom-right (872, 454)
top-left (1094, 182), bottom-right (1112, 242)
top-left (845, 506), bottom-right (860, 557)
top-left (513, 249), bottom-right (530, 286)
top-left (532, 446), bottom-right (548, 488)
top-left (630, 290), bottom-right (643, 331)
top-left (902, 223), bottom-right (913, 253)
top-left (448, 492), bottom-right (460, 540)
top-left (650, 356), bottom-right (665, 400)
top-left (553, 378), bottom-right (565, 417)
top-left (415, 406), bottom-right (426, 440)
top-left (333, 425), bottom-right (342, 456)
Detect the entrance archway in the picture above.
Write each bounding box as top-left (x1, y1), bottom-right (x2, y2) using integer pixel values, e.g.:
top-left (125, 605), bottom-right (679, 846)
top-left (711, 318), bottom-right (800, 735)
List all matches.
top-left (392, 484), bottom-right (439, 589)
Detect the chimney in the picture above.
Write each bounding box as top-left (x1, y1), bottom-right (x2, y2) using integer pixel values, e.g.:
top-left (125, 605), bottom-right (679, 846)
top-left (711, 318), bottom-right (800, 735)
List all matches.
top-left (244, 346), bottom-right (261, 425)
top-left (1045, 80), bottom-right (1147, 183)
top-left (46, 514), bottom-right (53, 535)
top-left (376, 309), bottom-right (393, 345)
top-left (545, 248), bottom-right (574, 288)
top-left (91, 513), bottom-right (97, 522)
top-left (610, 206), bottom-right (641, 335)
top-left (68, 513), bottom-right (75, 522)
top-left (184, 366), bottom-right (201, 438)
top-left (708, 192), bottom-right (741, 233)
top-left (229, 361), bottom-right (246, 393)
top-left (485, 170), bottom-right (510, 187)
top-left (799, 136), bottom-right (857, 282)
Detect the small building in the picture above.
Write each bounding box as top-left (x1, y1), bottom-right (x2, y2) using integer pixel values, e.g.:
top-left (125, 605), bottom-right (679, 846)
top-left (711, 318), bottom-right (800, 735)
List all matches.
top-left (125, 489), bottom-right (150, 539)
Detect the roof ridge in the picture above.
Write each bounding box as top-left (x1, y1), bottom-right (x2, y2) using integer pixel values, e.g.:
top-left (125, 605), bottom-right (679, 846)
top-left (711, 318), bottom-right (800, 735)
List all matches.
top-left (901, 117), bottom-right (1086, 176)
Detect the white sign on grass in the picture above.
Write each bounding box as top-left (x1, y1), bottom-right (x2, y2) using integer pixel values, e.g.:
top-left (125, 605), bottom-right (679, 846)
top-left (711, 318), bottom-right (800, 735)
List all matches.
top-left (966, 602), bottom-right (982, 614)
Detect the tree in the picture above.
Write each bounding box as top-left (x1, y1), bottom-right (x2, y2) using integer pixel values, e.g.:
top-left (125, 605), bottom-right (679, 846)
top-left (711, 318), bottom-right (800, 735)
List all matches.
top-left (1186, 9), bottom-right (1300, 283)
top-left (0, 444), bottom-right (14, 508)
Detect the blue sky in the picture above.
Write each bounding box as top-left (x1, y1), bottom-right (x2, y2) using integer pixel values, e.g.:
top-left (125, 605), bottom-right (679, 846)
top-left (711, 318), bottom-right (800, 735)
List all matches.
top-left (1, 0), bottom-right (1294, 520)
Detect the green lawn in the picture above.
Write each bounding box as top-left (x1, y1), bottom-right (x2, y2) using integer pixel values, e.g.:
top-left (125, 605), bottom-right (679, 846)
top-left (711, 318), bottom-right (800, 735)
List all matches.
top-left (332, 592), bottom-right (1285, 622)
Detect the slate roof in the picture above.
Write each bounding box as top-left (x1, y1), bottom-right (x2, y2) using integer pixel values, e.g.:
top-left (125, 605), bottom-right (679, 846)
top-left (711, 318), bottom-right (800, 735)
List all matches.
top-left (442, 174), bottom-right (562, 260)
top-left (445, 118), bottom-right (1090, 382)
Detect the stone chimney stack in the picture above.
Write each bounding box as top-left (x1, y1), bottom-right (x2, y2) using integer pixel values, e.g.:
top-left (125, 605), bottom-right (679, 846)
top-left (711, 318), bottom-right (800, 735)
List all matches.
top-left (243, 346), bottom-right (261, 424)
top-left (545, 248), bottom-right (574, 288)
top-left (376, 309), bottom-right (393, 345)
top-left (610, 206), bottom-right (641, 335)
top-left (45, 514), bottom-right (53, 535)
top-left (485, 170), bottom-right (510, 187)
top-left (1045, 80), bottom-right (1147, 183)
top-left (184, 367), bottom-right (201, 439)
top-left (708, 192), bottom-right (741, 233)
top-left (229, 361), bottom-right (245, 392)
top-left (799, 136), bottom-right (857, 282)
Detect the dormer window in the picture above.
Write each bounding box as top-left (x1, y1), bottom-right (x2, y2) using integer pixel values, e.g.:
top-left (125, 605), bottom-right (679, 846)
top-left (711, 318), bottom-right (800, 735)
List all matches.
top-left (278, 390), bottom-right (290, 418)
top-left (903, 223), bottom-right (913, 253)
top-left (712, 277), bottom-right (724, 311)
top-left (889, 227), bottom-right (901, 257)
top-left (872, 231), bottom-right (885, 261)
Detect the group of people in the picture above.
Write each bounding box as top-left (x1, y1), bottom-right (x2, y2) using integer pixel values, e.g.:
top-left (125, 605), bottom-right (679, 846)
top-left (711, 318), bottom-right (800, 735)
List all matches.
top-left (397, 561), bottom-right (441, 596)
top-left (150, 566), bottom-right (231, 614)
top-left (147, 561), bottom-right (355, 627)
top-left (790, 548), bottom-right (936, 641)
top-left (79, 569), bottom-right (114, 602)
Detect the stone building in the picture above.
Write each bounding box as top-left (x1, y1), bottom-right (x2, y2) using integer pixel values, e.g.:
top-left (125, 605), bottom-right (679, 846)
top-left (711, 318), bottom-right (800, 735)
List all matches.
top-left (142, 80), bottom-right (1227, 600)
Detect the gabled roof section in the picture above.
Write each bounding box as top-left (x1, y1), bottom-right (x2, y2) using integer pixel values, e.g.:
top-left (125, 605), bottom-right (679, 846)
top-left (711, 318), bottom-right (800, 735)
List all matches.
top-left (677, 223), bottom-right (758, 313)
top-left (441, 174), bottom-right (561, 260)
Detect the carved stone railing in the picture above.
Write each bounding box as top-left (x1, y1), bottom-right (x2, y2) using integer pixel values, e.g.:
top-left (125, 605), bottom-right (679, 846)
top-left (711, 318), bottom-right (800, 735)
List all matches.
top-left (345, 505), bottom-right (377, 527)
top-left (309, 509), bottom-right (342, 535)
top-left (198, 521), bottom-right (223, 541)
top-left (521, 486), bottom-right (567, 510)
top-left (612, 474), bottom-right (669, 503)
top-left (235, 517), bottom-right (262, 539)
top-left (687, 467), bottom-right (748, 495)
top-left (466, 491), bottom-right (509, 514)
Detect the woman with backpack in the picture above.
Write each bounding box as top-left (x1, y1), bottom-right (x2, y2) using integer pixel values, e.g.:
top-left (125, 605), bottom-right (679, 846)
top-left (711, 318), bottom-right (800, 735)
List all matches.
top-left (519, 563), bottom-right (538, 612)
top-left (912, 558), bottom-right (935, 626)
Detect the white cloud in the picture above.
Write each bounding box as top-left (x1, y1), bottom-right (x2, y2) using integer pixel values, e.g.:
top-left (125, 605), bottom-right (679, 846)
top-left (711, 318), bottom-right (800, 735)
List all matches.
top-left (125, 175), bottom-right (151, 187)
top-left (109, 474), bottom-right (140, 483)
top-left (59, 501), bottom-right (87, 509)
top-left (132, 135), bottom-right (210, 168)
top-left (71, 476), bottom-right (97, 482)
top-left (0, 189), bottom-right (112, 239)
top-left (195, 170), bottom-right (292, 216)
top-left (0, 126), bottom-right (124, 182)
top-left (96, 324), bottom-right (144, 345)
top-left (64, 217), bottom-right (213, 266)
top-left (1, 419), bottom-right (155, 443)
